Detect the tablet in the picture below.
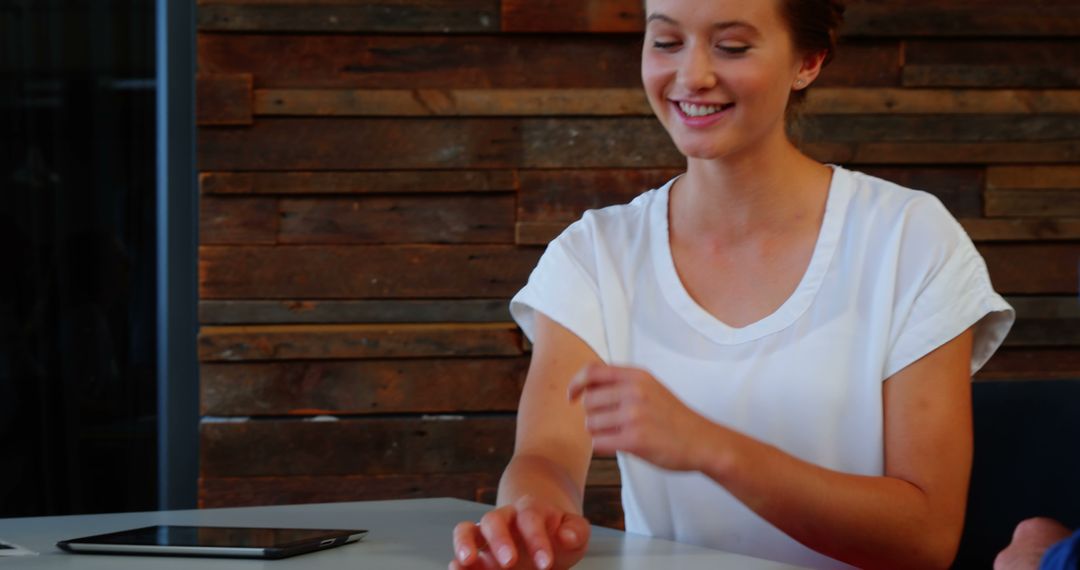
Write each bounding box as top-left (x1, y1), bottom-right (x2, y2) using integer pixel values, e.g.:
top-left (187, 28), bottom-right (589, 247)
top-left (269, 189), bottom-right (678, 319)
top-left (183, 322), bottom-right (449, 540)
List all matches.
top-left (57, 525), bottom-right (367, 559)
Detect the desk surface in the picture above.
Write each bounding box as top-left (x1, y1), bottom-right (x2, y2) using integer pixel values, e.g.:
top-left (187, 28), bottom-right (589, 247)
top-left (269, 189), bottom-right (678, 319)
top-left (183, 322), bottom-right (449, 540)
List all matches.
top-left (0, 498), bottom-right (807, 569)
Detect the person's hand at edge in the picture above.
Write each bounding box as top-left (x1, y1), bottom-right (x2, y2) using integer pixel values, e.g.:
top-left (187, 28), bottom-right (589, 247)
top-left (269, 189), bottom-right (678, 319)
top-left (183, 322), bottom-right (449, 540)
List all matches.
top-left (450, 495), bottom-right (591, 570)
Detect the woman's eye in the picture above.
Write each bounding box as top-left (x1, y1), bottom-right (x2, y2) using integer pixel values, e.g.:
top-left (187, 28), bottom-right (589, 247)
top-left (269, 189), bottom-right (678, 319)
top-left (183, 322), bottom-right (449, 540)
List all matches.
top-left (653, 40), bottom-right (681, 49)
top-left (718, 45), bottom-right (751, 55)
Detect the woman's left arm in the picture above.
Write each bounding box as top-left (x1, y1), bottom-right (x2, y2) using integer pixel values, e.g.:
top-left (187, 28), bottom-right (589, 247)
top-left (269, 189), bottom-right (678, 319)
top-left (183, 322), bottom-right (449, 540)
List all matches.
top-left (569, 328), bottom-right (974, 570)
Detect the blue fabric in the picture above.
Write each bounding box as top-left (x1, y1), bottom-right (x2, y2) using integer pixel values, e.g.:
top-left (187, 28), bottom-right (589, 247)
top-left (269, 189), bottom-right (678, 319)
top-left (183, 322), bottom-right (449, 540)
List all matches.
top-left (1040, 530), bottom-right (1080, 570)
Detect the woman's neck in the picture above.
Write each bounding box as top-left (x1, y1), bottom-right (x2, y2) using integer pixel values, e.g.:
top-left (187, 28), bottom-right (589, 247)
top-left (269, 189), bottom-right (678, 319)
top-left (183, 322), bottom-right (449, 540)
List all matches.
top-left (671, 135), bottom-right (832, 246)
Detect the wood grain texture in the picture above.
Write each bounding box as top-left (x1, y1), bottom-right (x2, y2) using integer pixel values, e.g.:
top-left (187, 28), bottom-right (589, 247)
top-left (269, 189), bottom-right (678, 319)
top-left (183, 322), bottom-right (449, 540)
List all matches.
top-left (804, 89), bottom-right (1080, 115)
top-left (201, 358), bottom-right (528, 415)
top-left (985, 191), bottom-right (1080, 218)
top-left (199, 245), bottom-right (541, 299)
top-left (196, 74), bottom-right (252, 126)
top-left (200, 170), bottom-right (517, 195)
top-left (197, 34), bottom-right (899, 89)
top-left (254, 88), bottom-right (652, 117)
top-left (802, 141), bottom-right (1080, 164)
top-left (977, 348), bottom-right (1080, 380)
top-left (979, 244), bottom-right (1080, 294)
top-left (200, 196), bottom-right (277, 245)
top-left (987, 166), bottom-right (1080, 190)
top-left (198, 299), bottom-right (512, 325)
top-left (517, 169), bottom-right (682, 223)
top-left (198, 1), bottom-right (500, 32)
top-left (904, 41), bottom-right (1080, 88)
top-left (500, 0), bottom-right (643, 33)
top-left (199, 473), bottom-right (495, 508)
top-left (843, 6), bottom-right (1080, 37)
top-left (200, 416), bottom-right (515, 477)
top-left (961, 219), bottom-right (1080, 241)
top-left (198, 118), bottom-right (683, 171)
top-left (198, 323), bottom-right (524, 361)
top-left (278, 195), bottom-right (516, 244)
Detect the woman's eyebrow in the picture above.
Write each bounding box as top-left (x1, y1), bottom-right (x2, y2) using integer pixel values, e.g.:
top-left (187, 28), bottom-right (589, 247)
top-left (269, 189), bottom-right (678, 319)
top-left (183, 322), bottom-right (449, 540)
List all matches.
top-left (646, 13), bottom-right (760, 35)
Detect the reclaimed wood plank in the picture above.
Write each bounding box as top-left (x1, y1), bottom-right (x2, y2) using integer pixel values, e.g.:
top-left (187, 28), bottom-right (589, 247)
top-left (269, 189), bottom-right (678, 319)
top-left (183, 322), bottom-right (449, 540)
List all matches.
top-left (199, 245), bottom-right (541, 299)
top-left (802, 141), bottom-right (1080, 164)
top-left (197, 323), bottom-right (524, 361)
top-left (904, 41), bottom-right (1080, 88)
top-left (804, 89), bottom-right (1080, 115)
top-left (843, 6), bottom-right (1080, 37)
top-left (200, 358), bottom-right (528, 415)
top-left (799, 115), bottom-right (1080, 143)
top-left (200, 196), bottom-right (277, 245)
top-left (987, 166), bottom-right (1080, 190)
top-left (196, 74), bottom-right (252, 126)
top-left (197, 34), bottom-right (643, 89)
top-left (501, 0), bottom-right (643, 33)
top-left (587, 458), bottom-right (620, 486)
top-left (200, 170), bottom-right (517, 195)
top-left (198, 118), bottom-right (683, 171)
top-left (977, 348), bottom-right (1080, 380)
top-left (516, 222), bottom-right (566, 246)
top-left (278, 195), bottom-right (515, 244)
top-left (979, 244), bottom-right (1080, 294)
top-left (254, 88), bottom-right (651, 117)
top-left (517, 169), bottom-right (682, 223)
top-left (197, 34), bottom-right (898, 89)
top-left (985, 190), bottom-right (1080, 217)
top-left (904, 65), bottom-right (1080, 88)
top-left (1004, 297), bottom-right (1080, 347)
top-left (198, 299), bottom-right (512, 325)
top-left (198, 1), bottom-right (500, 33)
top-left (200, 416), bottom-right (515, 477)
top-left (961, 218), bottom-right (1080, 241)
top-left (199, 473), bottom-right (495, 508)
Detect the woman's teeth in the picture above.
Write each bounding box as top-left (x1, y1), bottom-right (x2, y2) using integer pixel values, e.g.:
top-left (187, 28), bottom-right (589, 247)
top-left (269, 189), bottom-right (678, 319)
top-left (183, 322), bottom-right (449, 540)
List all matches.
top-left (678, 102), bottom-right (732, 117)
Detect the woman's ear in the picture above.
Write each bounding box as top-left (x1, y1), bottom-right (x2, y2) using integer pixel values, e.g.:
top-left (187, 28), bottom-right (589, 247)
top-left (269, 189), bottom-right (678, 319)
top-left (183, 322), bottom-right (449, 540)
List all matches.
top-left (793, 49), bottom-right (828, 90)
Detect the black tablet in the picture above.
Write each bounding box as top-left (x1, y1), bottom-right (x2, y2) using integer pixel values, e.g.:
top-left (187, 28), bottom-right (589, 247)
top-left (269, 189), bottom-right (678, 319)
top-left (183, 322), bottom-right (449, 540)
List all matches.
top-left (57, 525), bottom-right (367, 559)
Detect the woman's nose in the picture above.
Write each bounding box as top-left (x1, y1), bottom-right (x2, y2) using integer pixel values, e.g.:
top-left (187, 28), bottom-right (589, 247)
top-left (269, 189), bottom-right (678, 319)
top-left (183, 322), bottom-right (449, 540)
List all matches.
top-left (677, 46), bottom-right (717, 92)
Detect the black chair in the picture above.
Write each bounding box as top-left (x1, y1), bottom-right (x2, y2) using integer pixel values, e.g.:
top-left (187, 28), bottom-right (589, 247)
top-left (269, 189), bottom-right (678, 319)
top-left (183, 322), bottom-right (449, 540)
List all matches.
top-left (954, 380), bottom-right (1080, 569)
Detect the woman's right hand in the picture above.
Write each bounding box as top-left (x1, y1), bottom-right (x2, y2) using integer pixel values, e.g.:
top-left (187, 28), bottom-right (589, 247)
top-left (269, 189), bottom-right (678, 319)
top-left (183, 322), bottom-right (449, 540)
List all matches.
top-left (450, 495), bottom-right (591, 570)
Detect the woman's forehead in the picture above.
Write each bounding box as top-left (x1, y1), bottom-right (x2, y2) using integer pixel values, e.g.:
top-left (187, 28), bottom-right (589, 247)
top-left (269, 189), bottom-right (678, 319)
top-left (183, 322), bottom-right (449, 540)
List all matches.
top-left (644, 0), bottom-right (783, 29)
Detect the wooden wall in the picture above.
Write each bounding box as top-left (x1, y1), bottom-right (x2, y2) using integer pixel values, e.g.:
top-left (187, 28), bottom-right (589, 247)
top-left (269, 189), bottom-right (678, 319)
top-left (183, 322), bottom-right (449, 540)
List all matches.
top-left (195, 0), bottom-right (1080, 529)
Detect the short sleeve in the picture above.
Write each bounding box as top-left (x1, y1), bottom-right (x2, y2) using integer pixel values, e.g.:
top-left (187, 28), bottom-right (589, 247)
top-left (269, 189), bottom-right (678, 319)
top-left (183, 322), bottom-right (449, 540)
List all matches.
top-left (884, 198), bottom-right (1015, 378)
top-left (509, 221), bottom-right (611, 362)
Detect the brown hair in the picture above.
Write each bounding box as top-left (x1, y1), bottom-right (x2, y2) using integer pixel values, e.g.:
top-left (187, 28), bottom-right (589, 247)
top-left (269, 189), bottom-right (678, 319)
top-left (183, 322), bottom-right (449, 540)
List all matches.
top-left (779, 0), bottom-right (846, 105)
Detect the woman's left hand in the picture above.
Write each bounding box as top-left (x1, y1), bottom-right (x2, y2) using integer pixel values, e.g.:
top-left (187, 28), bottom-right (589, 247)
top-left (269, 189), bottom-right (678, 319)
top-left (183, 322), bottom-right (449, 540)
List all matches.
top-left (567, 363), bottom-right (717, 472)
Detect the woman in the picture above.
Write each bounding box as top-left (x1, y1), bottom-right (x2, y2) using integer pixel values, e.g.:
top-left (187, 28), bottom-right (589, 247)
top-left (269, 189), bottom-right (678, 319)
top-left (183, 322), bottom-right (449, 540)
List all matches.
top-left (452, 0), bottom-right (1014, 568)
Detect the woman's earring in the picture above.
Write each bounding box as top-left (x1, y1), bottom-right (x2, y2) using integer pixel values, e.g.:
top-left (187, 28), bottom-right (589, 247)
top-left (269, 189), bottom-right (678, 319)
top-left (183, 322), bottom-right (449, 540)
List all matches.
top-left (794, 79), bottom-right (806, 89)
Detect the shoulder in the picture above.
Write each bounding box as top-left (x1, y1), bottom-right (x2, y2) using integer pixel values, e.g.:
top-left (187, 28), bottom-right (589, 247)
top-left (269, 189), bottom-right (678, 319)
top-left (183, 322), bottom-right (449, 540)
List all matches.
top-left (549, 182), bottom-right (669, 259)
top-left (840, 167), bottom-right (967, 254)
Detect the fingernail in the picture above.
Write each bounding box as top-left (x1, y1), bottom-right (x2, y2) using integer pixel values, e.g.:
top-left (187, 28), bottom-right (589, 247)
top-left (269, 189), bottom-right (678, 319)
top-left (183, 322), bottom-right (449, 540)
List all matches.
top-left (534, 550), bottom-right (551, 569)
top-left (497, 546), bottom-right (513, 566)
top-left (561, 528), bottom-right (578, 543)
top-left (457, 547), bottom-right (469, 562)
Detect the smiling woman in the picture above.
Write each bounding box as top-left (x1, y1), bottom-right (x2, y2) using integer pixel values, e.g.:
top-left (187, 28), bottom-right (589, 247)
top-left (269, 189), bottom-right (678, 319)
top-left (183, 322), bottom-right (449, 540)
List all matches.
top-left (449, 1), bottom-right (1016, 569)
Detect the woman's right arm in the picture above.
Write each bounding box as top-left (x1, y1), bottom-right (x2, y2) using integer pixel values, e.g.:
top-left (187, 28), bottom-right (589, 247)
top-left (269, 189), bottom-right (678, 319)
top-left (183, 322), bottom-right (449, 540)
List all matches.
top-left (451, 312), bottom-right (602, 569)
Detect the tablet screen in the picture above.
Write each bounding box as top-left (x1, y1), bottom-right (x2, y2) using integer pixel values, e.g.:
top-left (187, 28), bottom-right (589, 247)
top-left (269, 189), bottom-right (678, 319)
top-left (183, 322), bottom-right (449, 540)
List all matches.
top-left (84, 526), bottom-right (353, 548)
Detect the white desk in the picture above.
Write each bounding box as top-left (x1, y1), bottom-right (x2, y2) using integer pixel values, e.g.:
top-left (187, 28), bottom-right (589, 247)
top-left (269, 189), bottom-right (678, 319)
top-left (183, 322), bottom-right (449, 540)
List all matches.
top-left (0, 498), bottom-right (807, 569)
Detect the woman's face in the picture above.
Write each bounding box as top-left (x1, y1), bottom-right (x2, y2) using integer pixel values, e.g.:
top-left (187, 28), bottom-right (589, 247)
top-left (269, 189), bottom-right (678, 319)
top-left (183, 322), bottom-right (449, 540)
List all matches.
top-left (641, 0), bottom-right (807, 161)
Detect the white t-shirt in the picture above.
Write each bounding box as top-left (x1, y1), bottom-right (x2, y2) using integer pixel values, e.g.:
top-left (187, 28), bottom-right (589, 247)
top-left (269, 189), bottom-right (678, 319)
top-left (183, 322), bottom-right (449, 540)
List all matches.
top-left (509, 165), bottom-right (1015, 569)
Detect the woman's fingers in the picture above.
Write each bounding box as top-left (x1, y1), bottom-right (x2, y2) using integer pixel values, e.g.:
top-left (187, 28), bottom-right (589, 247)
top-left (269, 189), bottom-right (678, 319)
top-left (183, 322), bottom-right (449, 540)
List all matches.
top-left (478, 509), bottom-right (519, 568)
top-left (567, 363), bottom-right (620, 402)
top-left (557, 514), bottom-right (591, 551)
top-left (515, 507), bottom-right (555, 569)
top-left (452, 521), bottom-right (484, 566)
